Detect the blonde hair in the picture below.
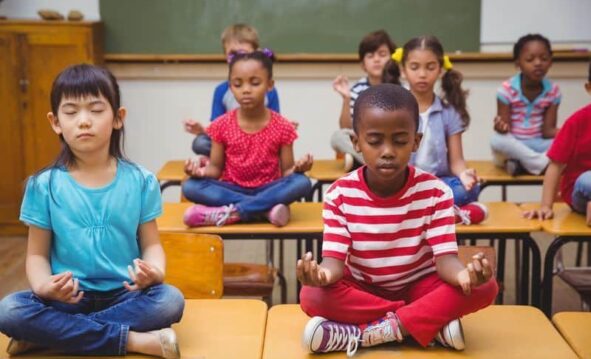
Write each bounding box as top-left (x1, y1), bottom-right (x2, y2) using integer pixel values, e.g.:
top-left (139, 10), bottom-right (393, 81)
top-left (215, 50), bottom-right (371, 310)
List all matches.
top-left (221, 24), bottom-right (260, 50)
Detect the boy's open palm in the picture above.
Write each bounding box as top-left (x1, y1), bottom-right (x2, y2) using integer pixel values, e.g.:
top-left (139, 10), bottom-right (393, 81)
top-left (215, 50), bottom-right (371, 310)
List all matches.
top-left (457, 253), bottom-right (493, 295)
top-left (523, 206), bottom-right (554, 220)
top-left (38, 272), bottom-right (84, 304)
top-left (183, 119), bottom-right (204, 135)
top-left (124, 258), bottom-right (164, 291)
top-left (296, 252), bottom-right (330, 287)
top-left (332, 75), bottom-right (350, 99)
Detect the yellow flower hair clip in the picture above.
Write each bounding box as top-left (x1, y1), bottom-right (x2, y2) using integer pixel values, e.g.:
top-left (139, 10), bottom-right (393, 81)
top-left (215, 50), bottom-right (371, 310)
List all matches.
top-left (443, 55), bottom-right (453, 70)
top-left (391, 48), bottom-right (403, 63)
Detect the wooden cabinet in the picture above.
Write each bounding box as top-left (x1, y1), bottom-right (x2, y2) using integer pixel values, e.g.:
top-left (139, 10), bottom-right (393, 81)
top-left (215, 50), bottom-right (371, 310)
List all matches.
top-left (0, 21), bottom-right (103, 235)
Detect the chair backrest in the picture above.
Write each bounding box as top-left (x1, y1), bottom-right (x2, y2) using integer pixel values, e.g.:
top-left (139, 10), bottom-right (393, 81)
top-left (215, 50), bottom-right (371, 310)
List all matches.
top-left (160, 232), bottom-right (224, 299)
top-left (458, 245), bottom-right (497, 274)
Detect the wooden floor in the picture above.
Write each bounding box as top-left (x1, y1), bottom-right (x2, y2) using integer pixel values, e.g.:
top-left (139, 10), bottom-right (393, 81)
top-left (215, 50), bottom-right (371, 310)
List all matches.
top-left (0, 236), bottom-right (28, 298)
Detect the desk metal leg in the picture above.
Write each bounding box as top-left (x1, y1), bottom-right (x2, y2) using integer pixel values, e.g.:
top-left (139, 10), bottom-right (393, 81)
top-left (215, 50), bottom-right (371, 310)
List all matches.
top-left (496, 239), bottom-right (506, 305)
top-left (542, 236), bottom-right (569, 317)
top-left (159, 180), bottom-right (180, 193)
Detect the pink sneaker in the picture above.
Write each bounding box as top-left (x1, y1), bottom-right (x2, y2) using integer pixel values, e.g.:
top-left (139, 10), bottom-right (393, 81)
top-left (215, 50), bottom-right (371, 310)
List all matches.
top-left (266, 204), bottom-right (290, 227)
top-left (454, 202), bottom-right (488, 225)
top-left (183, 204), bottom-right (240, 227)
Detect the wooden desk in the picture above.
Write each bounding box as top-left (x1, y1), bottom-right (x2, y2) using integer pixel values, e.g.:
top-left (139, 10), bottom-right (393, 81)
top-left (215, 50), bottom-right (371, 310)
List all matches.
top-left (156, 160), bottom-right (186, 192)
top-left (553, 312), bottom-right (591, 359)
top-left (520, 203), bottom-right (591, 316)
top-left (305, 160), bottom-right (544, 202)
top-left (0, 299), bottom-right (267, 359)
top-left (305, 159), bottom-right (345, 201)
top-left (467, 160), bottom-right (543, 201)
top-left (457, 202), bottom-right (542, 307)
top-left (263, 305), bottom-right (577, 359)
top-left (158, 201), bottom-right (324, 297)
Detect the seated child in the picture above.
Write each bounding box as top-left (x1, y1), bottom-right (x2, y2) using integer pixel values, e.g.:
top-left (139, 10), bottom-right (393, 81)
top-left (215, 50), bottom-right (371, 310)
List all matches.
top-left (182, 51), bottom-right (312, 227)
top-left (490, 34), bottom-right (561, 176)
top-left (331, 30), bottom-right (395, 170)
top-left (297, 84), bottom-right (498, 355)
top-left (385, 35), bottom-right (486, 222)
top-left (183, 23), bottom-right (281, 160)
top-left (524, 62), bottom-right (591, 226)
top-left (0, 64), bottom-right (184, 358)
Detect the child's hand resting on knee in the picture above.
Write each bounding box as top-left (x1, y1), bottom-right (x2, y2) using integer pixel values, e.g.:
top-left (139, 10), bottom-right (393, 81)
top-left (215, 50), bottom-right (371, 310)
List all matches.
top-left (457, 253), bottom-right (493, 295)
top-left (296, 252), bottom-right (346, 287)
top-left (292, 154), bottom-right (314, 173)
top-left (36, 271), bottom-right (84, 304)
top-left (184, 157), bottom-right (207, 177)
top-left (123, 258), bottom-right (164, 291)
top-left (459, 168), bottom-right (479, 191)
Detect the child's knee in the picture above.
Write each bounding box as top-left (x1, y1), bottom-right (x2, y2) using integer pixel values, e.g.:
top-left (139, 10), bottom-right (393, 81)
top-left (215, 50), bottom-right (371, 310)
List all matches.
top-left (150, 284), bottom-right (185, 323)
top-left (574, 171), bottom-right (591, 195)
top-left (299, 286), bottom-right (327, 318)
top-left (474, 279), bottom-right (499, 305)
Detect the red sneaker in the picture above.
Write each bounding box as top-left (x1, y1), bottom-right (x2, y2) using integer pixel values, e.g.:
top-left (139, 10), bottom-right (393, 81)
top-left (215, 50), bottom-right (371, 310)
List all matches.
top-left (454, 202), bottom-right (488, 225)
top-left (183, 204), bottom-right (240, 227)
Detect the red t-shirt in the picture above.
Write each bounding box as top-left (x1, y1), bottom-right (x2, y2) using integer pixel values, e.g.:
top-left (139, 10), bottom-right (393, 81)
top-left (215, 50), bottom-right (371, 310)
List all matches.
top-left (547, 103), bottom-right (591, 206)
top-left (207, 109), bottom-right (297, 188)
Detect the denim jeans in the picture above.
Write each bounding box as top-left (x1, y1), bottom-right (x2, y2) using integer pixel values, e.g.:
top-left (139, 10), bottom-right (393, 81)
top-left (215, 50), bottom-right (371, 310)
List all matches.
top-left (0, 284), bottom-right (184, 355)
top-left (571, 171), bottom-right (591, 214)
top-left (182, 173), bottom-right (312, 221)
top-left (440, 176), bottom-right (480, 206)
top-left (192, 134), bottom-right (212, 156)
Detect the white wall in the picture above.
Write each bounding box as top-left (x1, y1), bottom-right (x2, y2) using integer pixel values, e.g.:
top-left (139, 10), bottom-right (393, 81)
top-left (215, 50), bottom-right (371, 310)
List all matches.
top-left (0, 0), bottom-right (100, 20)
top-left (481, 0), bottom-right (591, 52)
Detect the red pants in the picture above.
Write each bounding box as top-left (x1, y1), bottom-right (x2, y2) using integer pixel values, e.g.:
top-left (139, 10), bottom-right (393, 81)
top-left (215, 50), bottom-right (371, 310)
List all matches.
top-left (300, 271), bottom-right (498, 347)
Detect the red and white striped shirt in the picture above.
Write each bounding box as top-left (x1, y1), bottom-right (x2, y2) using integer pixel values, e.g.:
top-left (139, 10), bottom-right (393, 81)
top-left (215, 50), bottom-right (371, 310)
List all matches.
top-left (322, 166), bottom-right (458, 291)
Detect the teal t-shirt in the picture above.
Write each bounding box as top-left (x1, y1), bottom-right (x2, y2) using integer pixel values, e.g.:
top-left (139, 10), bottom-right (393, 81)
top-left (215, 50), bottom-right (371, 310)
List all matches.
top-left (20, 160), bottom-right (162, 292)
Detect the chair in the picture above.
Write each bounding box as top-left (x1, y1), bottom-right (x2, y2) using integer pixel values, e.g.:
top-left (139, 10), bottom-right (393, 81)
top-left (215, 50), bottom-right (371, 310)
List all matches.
top-left (179, 191), bottom-right (287, 305)
top-left (160, 232), bottom-right (224, 299)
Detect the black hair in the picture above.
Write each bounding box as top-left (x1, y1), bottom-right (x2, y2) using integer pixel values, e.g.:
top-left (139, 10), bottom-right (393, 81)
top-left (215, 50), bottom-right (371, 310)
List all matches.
top-left (387, 35), bottom-right (470, 127)
top-left (228, 50), bottom-right (275, 79)
top-left (381, 60), bottom-right (402, 85)
top-left (30, 64), bottom-right (131, 201)
top-left (513, 34), bottom-right (552, 61)
top-left (358, 30), bottom-right (396, 61)
top-left (353, 84), bottom-right (419, 133)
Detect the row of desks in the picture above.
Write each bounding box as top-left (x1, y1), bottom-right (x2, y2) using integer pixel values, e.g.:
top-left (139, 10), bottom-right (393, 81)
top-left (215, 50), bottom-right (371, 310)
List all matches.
top-left (158, 200), bottom-right (591, 315)
top-left (0, 300), bottom-right (584, 358)
top-left (156, 159), bottom-right (544, 201)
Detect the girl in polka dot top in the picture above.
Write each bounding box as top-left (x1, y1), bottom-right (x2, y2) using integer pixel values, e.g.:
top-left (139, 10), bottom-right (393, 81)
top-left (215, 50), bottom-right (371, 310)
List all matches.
top-left (181, 50), bottom-right (313, 227)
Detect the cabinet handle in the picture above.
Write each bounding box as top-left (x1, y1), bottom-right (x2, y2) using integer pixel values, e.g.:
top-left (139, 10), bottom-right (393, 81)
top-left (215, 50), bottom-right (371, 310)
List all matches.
top-left (19, 79), bottom-right (29, 92)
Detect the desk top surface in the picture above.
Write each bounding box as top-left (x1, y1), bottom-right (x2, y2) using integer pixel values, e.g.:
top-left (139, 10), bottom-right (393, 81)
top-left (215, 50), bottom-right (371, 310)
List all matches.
top-left (263, 305), bottom-right (576, 359)
top-left (520, 202), bottom-right (591, 236)
top-left (156, 160), bottom-right (186, 182)
top-left (553, 312), bottom-right (591, 359)
top-left (456, 202), bottom-right (540, 234)
top-left (158, 202), bottom-right (324, 235)
top-left (0, 299), bottom-right (267, 359)
top-left (467, 160), bottom-right (543, 183)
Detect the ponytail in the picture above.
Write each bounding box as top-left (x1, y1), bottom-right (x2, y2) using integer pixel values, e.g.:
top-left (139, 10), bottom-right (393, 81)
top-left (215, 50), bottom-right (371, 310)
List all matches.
top-left (441, 68), bottom-right (470, 127)
top-left (381, 60), bottom-right (401, 85)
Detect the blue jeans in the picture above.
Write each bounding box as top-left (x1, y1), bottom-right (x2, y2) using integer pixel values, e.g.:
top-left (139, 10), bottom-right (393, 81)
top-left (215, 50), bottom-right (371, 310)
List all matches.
top-left (440, 176), bottom-right (480, 206)
top-left (0, 284), bottom-right (184, 355)
top-left (182, 173), bottom-right (312, 221)
top-left (571, 171), bottom-right (591, 214)
top-left (192, 134), bottom-right (212, 156)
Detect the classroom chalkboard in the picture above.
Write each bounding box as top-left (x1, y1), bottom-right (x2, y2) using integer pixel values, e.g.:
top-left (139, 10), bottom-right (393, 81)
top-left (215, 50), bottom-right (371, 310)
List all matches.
top-left (100, 0), bottom-right (480, 55)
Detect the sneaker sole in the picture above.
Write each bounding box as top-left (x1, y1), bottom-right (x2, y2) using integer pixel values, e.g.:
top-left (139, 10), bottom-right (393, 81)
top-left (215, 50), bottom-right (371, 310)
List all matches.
top-left (302, 316), bottom-right (327, 353)
top-left (443, 319), bottom-right (465, 350)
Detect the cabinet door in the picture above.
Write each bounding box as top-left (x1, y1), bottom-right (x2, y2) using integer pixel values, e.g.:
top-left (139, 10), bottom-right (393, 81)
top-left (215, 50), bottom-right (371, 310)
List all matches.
top-left (21, 28), bottom-right (94, 175)
top-left (0, 32), bottom-right (26, 232)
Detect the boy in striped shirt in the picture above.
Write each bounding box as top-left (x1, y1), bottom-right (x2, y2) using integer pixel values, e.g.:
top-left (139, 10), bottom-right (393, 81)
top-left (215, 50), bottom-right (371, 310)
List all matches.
top-left (297, 84), bottom-right (498, 356)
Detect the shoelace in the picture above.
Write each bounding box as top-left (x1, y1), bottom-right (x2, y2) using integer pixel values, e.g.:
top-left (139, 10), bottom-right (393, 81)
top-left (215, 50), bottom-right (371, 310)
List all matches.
top-left (454, 205), bottom-right (471, 225)
top-left (361, 312), bottom-right (401, 347)
top-left (205, 204), bottom-right (236, 226)
top-left (323, 323), bottom-right (361, 357)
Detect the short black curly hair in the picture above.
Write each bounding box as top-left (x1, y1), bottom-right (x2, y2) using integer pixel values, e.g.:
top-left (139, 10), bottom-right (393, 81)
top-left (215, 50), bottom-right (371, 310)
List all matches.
top-left (513, 34), bottom-right (552, 60)
top-left (353, 84), bottom-right (419, 133)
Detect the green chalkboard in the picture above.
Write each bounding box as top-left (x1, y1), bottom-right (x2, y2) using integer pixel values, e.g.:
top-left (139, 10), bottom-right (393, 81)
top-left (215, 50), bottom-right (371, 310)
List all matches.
top-left (100, 0), bottom-right (480, 54)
